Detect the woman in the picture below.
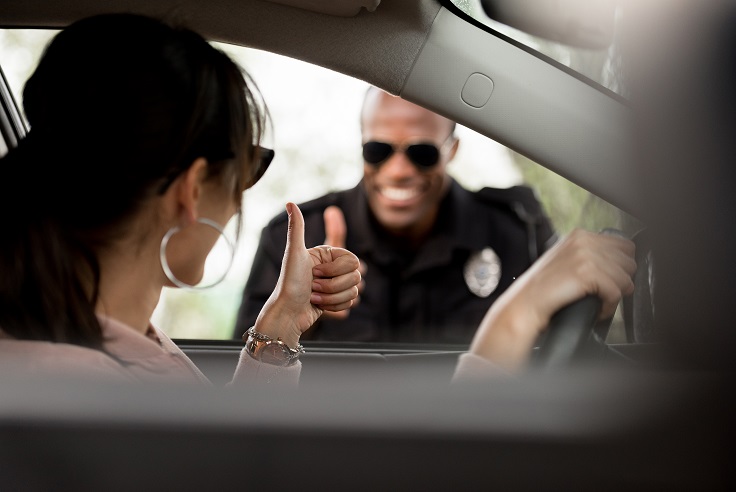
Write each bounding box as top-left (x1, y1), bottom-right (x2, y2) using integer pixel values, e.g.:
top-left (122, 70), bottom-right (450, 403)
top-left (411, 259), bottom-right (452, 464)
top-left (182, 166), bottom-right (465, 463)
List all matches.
top-left (0, 13), bottom-right (635, 384)
top-left (0, 13), bottom-right (361, 384)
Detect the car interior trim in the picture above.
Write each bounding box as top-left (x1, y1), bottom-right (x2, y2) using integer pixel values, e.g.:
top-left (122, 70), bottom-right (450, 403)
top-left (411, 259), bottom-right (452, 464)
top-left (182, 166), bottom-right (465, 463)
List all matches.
top-left (0, 0), bottom-right (441, 97)
top-left (401, 6), bottom-right (641, 217)
top-left (263, 0), bottom-right (381, 18)
top-left (439, 0), bottom-right (626, 104)
top-left (0, 66), bottom-right (26, 150)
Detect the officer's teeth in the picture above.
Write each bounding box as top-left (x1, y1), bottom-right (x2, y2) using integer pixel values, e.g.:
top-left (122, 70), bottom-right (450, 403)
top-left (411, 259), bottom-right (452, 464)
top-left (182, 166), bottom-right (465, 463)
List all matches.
top-left (381, 187), bottom-right (418, 200)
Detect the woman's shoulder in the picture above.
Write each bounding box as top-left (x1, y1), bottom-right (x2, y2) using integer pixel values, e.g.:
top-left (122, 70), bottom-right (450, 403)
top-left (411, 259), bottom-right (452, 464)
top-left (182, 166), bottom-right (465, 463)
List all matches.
top-left (0, 337), bottom-right (134, 382)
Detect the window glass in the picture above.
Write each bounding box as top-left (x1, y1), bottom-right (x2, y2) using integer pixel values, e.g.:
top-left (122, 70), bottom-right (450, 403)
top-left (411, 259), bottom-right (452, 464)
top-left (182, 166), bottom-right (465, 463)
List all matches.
top-left (1, 30), bottom-right (636, 343)
top-left (448, 0), bottom-right (625, 96)
top-left (156, 41), bottom-right (528, 340)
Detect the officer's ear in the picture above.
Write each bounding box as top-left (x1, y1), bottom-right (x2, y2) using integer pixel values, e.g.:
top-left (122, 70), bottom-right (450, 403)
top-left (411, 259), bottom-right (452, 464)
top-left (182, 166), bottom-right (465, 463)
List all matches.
top-left (447, 136), bottom-right (460, 162)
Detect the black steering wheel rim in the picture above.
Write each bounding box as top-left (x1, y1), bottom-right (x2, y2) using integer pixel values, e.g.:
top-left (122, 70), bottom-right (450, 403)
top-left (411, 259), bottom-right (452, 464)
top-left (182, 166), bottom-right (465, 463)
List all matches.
top-left (622, 228), bottom-right (656, 343)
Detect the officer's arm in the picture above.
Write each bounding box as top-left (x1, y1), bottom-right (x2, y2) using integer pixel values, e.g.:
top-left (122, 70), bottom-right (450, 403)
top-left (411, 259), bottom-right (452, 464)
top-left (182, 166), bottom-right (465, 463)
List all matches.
top-left (537, 211), bottom-right (559, 254)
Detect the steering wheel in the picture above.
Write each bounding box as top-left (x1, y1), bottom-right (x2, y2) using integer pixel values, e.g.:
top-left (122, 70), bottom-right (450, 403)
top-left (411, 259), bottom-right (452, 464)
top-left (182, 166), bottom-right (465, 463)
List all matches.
top-left (530, 228), bottom-right (637, 369)
top-left (530, 295), bottom-right (606, 369)
top-left (622, 228), bottom-right (657, 343)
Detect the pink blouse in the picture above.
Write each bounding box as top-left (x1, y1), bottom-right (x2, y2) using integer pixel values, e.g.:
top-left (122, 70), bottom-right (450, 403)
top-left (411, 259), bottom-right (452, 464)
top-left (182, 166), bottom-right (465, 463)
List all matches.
top-left (0, 315), bottom-right (300, 386)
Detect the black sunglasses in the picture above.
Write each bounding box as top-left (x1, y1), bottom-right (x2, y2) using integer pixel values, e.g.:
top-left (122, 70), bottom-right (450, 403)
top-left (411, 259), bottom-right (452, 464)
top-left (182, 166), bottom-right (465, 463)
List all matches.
top-left (245, 146), bottom-right (274, 189)
top-left (157, 147), bottom-right (275, 194)
top-left (362, 137), bottom-right (453, 170)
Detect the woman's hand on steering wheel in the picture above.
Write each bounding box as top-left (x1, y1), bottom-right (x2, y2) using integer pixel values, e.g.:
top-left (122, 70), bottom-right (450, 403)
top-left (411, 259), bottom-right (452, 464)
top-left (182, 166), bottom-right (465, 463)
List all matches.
top-left (468, 229), bottom-right (636, 372)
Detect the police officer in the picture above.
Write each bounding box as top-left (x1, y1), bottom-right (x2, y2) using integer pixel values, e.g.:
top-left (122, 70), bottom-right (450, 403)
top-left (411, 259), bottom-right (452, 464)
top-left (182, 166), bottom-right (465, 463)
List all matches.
top-left (233, 87), bottom-right (557, 344)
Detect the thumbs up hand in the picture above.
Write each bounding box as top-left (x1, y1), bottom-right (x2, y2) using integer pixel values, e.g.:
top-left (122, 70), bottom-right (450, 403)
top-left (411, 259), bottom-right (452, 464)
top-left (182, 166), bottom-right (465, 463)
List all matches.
top-left (319, 206), bottom-right (366, 320)
top-left (254, 203), bottom-right (361, 348)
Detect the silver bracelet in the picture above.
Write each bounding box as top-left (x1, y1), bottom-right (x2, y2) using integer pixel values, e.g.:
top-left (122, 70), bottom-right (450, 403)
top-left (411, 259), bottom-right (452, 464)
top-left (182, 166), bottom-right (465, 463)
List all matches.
top-left (243, 326), bottom-right (305, 367)
top-left (245, 327), bottom-right (305, 352)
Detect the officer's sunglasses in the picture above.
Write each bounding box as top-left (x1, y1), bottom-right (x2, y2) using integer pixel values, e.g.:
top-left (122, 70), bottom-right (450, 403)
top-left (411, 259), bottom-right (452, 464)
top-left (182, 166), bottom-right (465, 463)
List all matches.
top-left (362, 135), bottom-right (454, 170)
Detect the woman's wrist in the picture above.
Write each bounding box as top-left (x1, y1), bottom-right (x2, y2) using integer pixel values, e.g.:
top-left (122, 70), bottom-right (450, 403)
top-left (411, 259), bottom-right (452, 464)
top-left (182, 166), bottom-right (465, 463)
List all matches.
top-left (469, 293), bottom-right (546, 372)
top-left (253, 298), bottom-right (304, 349)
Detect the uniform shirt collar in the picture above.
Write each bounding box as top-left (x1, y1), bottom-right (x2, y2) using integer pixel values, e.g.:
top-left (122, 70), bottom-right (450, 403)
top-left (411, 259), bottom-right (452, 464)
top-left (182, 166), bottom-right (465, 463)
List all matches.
top-left (347, 178), bottom-right (483, 273)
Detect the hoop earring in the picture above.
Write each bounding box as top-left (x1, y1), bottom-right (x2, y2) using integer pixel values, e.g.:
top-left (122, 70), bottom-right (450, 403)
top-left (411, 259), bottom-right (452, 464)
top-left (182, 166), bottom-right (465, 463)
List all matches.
top-left (160, 217), bottom-right (235, 290)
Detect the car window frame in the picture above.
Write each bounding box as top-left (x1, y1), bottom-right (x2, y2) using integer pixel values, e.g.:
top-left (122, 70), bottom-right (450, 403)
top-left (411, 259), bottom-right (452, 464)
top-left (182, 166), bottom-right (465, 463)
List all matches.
top-left (0, 63), bottom-right (26, 155)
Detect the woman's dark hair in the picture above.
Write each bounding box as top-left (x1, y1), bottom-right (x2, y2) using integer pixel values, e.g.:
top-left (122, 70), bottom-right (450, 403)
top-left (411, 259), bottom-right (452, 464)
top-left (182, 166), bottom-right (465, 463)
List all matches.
top-left (0, 13), bottom-right (267, 349)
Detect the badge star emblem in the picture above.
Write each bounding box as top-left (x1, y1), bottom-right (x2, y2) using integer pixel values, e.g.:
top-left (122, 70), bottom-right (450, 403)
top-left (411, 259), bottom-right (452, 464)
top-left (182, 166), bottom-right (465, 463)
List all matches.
top-left (463, 247), bottom-right (502, 298)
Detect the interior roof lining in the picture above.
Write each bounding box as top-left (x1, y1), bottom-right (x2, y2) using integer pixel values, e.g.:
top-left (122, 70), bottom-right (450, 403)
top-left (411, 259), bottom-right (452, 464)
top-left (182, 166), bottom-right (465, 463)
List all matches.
top-left (0, 0), bottom-right (441, 96)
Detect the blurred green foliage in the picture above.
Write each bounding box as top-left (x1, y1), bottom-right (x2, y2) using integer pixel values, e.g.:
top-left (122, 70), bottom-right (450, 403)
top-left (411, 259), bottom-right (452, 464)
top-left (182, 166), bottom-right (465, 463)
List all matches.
top-left (513, 151), bottom-right (642, 236)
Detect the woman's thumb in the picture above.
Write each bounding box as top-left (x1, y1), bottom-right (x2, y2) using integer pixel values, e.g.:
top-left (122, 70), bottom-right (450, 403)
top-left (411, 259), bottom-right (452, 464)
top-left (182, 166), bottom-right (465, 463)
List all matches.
top-left (285, 202), bottom-right (306, 254)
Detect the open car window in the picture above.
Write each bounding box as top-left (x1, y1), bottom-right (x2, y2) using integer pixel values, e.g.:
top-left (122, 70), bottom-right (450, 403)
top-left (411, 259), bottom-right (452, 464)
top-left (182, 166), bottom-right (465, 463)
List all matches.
top-left (1, 28), bottom-right (639, 346)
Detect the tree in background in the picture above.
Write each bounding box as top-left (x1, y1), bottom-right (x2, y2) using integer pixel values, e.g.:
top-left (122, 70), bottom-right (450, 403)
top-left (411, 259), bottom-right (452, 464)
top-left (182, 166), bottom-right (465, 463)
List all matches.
top-left (513, 151), bottom-right (641, 236)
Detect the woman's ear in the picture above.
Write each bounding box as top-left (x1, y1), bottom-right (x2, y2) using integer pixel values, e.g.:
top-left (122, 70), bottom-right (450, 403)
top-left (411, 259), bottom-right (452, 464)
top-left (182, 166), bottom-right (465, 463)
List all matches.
top-left (175, 157), bottom-right (209, 225)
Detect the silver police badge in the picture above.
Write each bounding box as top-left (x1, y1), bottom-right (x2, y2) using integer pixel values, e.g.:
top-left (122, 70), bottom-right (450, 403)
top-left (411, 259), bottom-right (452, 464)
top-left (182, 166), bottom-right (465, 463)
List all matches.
top-left (463, 247), bottom-right (502, 298)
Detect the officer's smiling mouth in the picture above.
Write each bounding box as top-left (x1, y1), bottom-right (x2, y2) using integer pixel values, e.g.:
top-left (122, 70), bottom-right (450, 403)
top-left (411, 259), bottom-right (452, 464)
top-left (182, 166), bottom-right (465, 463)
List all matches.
top-left (378, 185), bottom-right (423, 203)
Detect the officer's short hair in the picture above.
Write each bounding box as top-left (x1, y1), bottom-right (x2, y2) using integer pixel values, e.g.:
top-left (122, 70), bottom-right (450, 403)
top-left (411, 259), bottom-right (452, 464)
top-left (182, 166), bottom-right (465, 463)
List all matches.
top-left (360, 86), bottom-right (456, 136)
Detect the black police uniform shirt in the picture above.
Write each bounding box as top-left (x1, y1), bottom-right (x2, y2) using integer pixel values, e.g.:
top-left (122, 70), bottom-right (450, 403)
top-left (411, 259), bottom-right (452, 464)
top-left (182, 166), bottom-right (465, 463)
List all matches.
top-left (234, 178), bottom-right (557, 345)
